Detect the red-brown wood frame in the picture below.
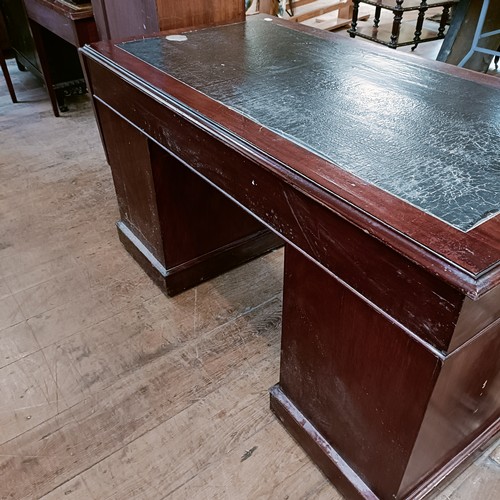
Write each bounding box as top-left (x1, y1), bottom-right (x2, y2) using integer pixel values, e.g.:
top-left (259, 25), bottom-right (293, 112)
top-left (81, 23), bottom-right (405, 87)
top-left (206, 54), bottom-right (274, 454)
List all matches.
top-left (80, 15), bottom-right (499, 499)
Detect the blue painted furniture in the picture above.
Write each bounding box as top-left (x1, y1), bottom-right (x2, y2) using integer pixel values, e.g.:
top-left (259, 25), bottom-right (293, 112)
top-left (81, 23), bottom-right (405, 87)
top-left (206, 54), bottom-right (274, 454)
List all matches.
top-left (458, 0), bottom-right (500, 68)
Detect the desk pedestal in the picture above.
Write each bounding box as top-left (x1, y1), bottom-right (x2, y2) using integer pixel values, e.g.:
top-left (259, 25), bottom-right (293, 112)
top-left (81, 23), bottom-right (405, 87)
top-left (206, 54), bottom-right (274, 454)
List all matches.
top-left (97, 102), bottom-right (282, 295)
top-left (272, 244), bottom-right (499, 499)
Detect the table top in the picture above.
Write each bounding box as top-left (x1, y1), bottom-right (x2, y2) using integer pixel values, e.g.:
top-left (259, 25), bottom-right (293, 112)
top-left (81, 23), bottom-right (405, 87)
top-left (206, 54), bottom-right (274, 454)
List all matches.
top-left (119, 20), bottom-right (498, 234)
top-left (83, 16), bottom-right (499, 291)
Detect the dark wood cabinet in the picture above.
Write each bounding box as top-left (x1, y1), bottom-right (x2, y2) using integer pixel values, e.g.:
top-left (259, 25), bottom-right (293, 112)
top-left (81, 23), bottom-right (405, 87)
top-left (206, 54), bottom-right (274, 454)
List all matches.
top-left (0, 0), bottom-right (41, 77)
top-left (0, 0), bottom-right (98, 115)
top-left (91, 0), bottom-right (245, 41)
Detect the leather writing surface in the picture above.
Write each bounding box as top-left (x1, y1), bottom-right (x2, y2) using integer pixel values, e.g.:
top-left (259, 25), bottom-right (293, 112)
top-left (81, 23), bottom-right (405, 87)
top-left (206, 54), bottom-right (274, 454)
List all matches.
top-left (119, 20), bottom-right (500, 232)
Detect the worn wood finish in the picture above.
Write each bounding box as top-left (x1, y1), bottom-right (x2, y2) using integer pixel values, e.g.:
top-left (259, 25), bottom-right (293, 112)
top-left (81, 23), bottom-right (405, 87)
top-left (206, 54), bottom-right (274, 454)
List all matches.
top-left (92, 99), bottom-right (282, 295)
top-left (275, 244), bottom-right (500, 498)
top-left (85, 57), bottom-right (467, 351)
top-left (90, 0), bottom-right (244, 41)
top-left (83, 31), bottom-right (499, 348)
top-left (1, 58), bottom-right (499, 500)
top-left (80, 15), bottom-right (499, 499)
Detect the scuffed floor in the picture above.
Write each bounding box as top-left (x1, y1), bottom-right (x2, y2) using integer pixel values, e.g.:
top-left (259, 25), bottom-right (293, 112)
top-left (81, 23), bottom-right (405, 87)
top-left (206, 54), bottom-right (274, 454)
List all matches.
top-left (0, 61), bottom-right (498, 499)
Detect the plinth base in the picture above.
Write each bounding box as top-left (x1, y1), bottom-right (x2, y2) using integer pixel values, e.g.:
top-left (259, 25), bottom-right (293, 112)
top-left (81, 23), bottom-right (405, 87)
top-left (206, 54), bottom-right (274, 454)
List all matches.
top-left (270, 385), bottom-right (500, 500)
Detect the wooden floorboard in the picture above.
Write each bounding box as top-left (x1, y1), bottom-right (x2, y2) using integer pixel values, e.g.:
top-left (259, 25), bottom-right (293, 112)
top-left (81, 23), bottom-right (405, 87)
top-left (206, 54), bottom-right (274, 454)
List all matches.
top-left (0, 60), bottom-right (498, 499)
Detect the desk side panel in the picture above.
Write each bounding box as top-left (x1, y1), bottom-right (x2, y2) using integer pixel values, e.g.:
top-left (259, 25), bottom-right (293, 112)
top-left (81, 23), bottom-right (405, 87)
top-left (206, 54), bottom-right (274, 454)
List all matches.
top-left (277, 245), bottom-right (500, 499)
top-left (92, 82), bottom-right (281, 294)
top-left (399, 319), bottom-right (500, 496)
top-left (96, 101), bottom-right (165, 263)
top-left (279, 244), bottom-right (440, 498)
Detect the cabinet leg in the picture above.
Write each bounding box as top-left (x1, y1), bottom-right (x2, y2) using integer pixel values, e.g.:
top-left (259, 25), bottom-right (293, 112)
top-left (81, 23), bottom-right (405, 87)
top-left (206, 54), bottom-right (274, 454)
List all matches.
top-left (28, 20), bottom-right (60, 116)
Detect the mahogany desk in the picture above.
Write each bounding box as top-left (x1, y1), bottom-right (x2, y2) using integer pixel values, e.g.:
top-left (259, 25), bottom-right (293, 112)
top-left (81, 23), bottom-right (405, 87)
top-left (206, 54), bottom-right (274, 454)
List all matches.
top-left (24, 0), bottom-right (98, 115)
top-left (80, 16), bottom-right (500, 499)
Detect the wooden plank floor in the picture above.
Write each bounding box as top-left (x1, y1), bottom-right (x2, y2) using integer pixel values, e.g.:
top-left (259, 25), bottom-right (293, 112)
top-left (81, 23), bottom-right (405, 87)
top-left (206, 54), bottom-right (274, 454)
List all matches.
top-left (0, 61), bottom-right (499, 499)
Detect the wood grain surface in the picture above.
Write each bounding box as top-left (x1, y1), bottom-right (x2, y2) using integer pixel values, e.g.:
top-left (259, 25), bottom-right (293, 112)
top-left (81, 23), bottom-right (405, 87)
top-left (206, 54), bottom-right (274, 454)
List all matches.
top-left (80, 17), bottom-right (499, 498)
top-left (0, 51), bottom-right (498, 500)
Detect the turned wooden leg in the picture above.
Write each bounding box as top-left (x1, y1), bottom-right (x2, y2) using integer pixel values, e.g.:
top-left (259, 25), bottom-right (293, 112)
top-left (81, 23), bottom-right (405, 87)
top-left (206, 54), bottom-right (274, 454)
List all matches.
top-left (390, 0), bottom-right (405, 48)
top-left (349, 0), bottom-right (361, 37)
top-left (438, 5), bottom-right (451, 38)
top-left (412, 5), bottom-right (428, 51)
